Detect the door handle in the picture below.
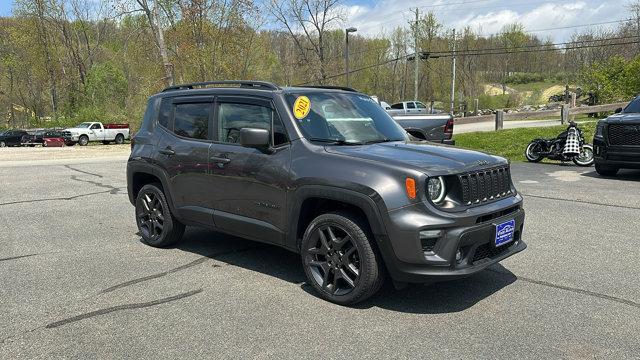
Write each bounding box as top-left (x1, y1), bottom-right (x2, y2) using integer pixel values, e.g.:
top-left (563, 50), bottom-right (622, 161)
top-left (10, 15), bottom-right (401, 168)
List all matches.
top-left (159, 148), bottom-right (175, 156)
top-left (210, 156), bottom-right (231, 164)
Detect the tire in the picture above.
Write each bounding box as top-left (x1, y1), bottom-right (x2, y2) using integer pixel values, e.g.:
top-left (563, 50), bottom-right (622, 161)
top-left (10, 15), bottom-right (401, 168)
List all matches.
top-left (78, 135), bottom-right (89, 146)
top-left (65, 141), bottom-right (75, 146)
top-left (525, 142), bottom-right (544, 163)
top-left (595, 163), bottom-right (619, 177)
top-left (301, 211), bottom-right (385, 305)
top-left (102, 141), bottom-right (111, 145)
top-left (42, 141), bottom-right (47, 147)
top-left (0, 141), bottom-right (5, 148)
top-left (573, 144), bottom-right (594, 167)
top-left (115, 134), bottom-right (124, 145)
top-left (135, 183), bottom-right (185, 247)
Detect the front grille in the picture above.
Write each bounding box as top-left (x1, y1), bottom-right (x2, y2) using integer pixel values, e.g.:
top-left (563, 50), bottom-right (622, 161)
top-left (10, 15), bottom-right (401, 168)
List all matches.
top-left (459, 166), bottom-right (512, 205)
top-left (608, 124), bottom-right (640, 146)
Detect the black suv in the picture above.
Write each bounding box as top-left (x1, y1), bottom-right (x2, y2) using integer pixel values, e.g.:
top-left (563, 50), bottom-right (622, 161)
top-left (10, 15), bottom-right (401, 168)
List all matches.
top-left (127, 81), bottom-right (526, 304)
top-left (593, 96), bottom-right (640, 176)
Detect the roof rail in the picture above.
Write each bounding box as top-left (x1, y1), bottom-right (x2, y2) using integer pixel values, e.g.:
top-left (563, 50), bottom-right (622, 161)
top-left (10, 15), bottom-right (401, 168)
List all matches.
top-left (293, 85), bottom-right (359, 92)
top-left (162, 80), bottom-right (280, 92)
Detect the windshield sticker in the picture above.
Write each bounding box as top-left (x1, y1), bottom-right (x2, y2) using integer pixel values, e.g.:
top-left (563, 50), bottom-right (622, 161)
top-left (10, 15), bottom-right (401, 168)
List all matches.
top-left (293, 96), bottom-right (311, 119)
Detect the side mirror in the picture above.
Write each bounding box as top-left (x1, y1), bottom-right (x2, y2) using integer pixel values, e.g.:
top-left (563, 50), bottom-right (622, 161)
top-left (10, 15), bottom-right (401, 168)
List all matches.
top-left (615, 107), bottom-right (622, 114)
top-left (240, 128), bottom-right (271, 152)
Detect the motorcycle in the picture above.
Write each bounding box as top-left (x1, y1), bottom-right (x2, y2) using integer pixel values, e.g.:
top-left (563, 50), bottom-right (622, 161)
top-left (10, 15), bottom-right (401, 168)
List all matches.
top-left (525, 121), bottom-right (594, 166)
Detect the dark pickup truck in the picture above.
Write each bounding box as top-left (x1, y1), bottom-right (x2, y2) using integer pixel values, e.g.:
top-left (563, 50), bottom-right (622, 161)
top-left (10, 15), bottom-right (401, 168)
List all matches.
top-left (127, 81), bottom-right (525, 305)
top-left (593, 96), bottom-right (640, 176)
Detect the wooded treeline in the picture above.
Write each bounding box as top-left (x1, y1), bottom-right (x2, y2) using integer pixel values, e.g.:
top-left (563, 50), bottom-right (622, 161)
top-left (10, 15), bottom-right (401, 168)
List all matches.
top-left (1, 0), bottom-right (639, 129)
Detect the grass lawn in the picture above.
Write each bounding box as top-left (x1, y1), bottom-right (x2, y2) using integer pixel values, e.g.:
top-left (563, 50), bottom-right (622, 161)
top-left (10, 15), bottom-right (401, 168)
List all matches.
top-left (454, 122), bottom-right (596, 162)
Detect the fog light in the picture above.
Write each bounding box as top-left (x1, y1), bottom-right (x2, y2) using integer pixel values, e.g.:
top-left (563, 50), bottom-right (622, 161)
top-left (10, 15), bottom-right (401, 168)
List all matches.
top-left (420, 230), bottom-right (442, 254)
top-left (455, 250), bottom-right (463, 263)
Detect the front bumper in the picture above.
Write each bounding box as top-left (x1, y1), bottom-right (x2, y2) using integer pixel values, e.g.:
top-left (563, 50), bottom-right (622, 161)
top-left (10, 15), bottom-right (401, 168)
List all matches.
top-left (377, 196), bottom-right (526, 283)
top-left (593, 137), bottom-right (640, 169)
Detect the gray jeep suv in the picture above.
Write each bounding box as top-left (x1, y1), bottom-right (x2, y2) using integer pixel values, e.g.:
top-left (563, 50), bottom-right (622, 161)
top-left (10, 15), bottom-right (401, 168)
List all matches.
top-left (127, 81), bottom-right (526, 304)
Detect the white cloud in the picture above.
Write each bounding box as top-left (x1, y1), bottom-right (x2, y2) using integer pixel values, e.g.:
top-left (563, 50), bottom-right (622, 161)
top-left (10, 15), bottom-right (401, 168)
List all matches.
top-left (342, 0), bottom-right (628, 41)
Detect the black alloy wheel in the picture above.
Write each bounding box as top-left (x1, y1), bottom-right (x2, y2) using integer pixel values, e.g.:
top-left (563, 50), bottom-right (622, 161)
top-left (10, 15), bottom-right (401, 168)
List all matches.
top-left (135, 183), bottom-right (184, 247)
top-left (137, 191), bottom-right (165, 242)
top-left (301, 212), bottom-right (384, 305)
top-left (305, 224), bottom-right (361, 296)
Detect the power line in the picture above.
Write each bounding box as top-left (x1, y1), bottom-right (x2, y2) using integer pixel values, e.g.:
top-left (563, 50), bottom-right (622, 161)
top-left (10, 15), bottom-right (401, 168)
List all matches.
top-left (432, 39), bottom-right (640, 57)
top-left (428, 34), bottom-right (640, 56)
top-left (295, 38), bottom-right (640, 86)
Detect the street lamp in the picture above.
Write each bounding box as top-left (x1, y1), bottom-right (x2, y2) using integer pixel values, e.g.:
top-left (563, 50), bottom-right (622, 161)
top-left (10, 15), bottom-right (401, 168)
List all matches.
top-left (345, 27), bottom-right (357, 87)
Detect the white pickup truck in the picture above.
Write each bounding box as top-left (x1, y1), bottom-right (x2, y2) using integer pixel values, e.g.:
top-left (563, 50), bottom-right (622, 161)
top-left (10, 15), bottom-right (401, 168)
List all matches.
top-left (63, 122), bottom-right (130, 146)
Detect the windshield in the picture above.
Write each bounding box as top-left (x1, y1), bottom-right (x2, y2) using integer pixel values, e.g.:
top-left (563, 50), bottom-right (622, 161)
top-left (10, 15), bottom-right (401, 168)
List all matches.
top-left (285, 92), bottom-right (407, 144)
top-left (76, 122), bottom-right (92, 128)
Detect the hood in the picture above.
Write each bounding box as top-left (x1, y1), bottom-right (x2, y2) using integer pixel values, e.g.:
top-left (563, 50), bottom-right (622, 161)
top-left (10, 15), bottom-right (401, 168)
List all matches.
top-left (604, 113), bottom-right (640, 124)
top-left (325, 141), bottom-right (507, 175)
top-left (64, 127), bottom-right (85, 132)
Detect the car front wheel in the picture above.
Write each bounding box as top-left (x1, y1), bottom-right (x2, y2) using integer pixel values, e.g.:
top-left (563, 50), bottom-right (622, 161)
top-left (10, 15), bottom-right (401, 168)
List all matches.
top-left (301, 211), bottom-right (384, 305)
top-left (135, 183), bottom-right (185, 247)
top-left (0, 141), bottom-right (5, 147)
top-left (78, 135), bottom-right (89, 146)
top-left (595, 163), bottom-right (618, 176)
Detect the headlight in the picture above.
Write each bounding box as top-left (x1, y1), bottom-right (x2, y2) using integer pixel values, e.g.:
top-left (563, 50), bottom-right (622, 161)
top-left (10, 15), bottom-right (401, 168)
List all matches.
top-left (427, 177), bottom-right (446, 204)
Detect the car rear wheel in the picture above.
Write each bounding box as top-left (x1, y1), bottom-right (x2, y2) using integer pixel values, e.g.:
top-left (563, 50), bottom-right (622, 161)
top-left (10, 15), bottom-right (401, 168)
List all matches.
top-left (595, 163), bottom-right (618, 176)
top-left (42, 141), bottom-right (47, 147)
top-left (115, 134), bottom-right (124, 145)
top-left (135, 183), bottom-right (185, 247)
top-left (78, 135), bottom-right (89, 146)
top-left (301, 211), bottom-right (384, 305)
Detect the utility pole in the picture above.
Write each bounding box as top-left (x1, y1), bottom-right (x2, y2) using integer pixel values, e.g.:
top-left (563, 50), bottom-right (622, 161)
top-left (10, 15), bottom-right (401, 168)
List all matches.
top-left (345, 27), bottom-right (357, 87)
top-left (450, 29), bottom-right (456, 116)
top-left (413, 8), bottom-right (420, 101)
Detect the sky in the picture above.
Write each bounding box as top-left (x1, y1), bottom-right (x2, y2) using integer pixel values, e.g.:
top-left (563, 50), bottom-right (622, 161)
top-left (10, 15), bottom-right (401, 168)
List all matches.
top-left (341, 0), bottom-right (631, 41)
top-left (0, 0), bottom-right (631, 41)
top-left (0, 0), bottom-right (12, 17)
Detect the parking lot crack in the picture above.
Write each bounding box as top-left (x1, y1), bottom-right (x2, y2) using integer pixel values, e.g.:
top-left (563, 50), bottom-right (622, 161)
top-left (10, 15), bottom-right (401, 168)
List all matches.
top-left (70, 175), bottom-right (122, 194)
top-left (64, 165), bottom-right (103, 178)
top-left (0, 189), bottom-right (125, 207)
top-left (100, 246), bottom-right (263, 294)
top-left (45, 289), bottom-right (202, 329)
top-left (0, 253), bottom-right (38, 262)
top-left (489, 269), bottom-right (640, 309)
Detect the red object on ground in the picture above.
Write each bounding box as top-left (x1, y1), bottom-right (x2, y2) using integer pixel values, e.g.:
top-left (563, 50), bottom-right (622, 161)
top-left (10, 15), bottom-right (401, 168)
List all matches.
top-left (104, 123), bottom-right (130, 129)
top-left (43, 137), bottom-right (65, 147)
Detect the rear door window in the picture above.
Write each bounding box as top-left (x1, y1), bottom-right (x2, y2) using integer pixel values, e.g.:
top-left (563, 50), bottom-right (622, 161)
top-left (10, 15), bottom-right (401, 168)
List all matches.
top-left (158, 98), bottom-right (172, 129)
top-left (173, 103), bottom-right (211, 140)
top-left (406, 102), bottom-right (416, 109)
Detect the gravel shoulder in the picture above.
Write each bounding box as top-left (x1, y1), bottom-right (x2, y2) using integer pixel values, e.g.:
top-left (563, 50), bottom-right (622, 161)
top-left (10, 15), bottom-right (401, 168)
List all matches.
top-left (0, 145), bottom-right (130, 166)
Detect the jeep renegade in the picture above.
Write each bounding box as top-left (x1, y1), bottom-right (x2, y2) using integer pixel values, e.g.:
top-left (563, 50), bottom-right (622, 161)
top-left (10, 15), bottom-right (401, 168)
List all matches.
top-left (127, 81), bottom-right (526, 304)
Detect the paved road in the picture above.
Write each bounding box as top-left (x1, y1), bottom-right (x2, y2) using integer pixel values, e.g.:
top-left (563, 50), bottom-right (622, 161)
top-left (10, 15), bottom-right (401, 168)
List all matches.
top-left (454, 119), bottom-right (597, 134)
top-left (1, 159), bottom-right (639, 359)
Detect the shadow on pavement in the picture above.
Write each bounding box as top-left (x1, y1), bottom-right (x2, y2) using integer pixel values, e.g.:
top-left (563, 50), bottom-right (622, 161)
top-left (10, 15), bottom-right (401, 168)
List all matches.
top-left (176, 228), bottom-right (517, 314)
top-left (580, 169), bottom-right (640, 181)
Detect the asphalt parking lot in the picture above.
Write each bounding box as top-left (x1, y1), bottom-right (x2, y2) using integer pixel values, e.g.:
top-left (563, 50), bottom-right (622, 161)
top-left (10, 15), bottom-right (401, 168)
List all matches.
top-left (1, 157), bottom-right (639, 359)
